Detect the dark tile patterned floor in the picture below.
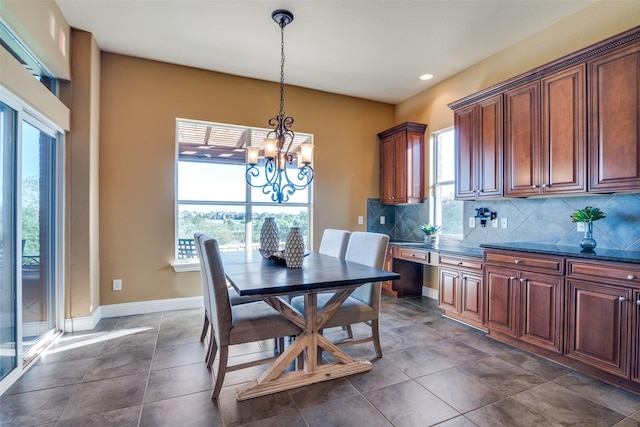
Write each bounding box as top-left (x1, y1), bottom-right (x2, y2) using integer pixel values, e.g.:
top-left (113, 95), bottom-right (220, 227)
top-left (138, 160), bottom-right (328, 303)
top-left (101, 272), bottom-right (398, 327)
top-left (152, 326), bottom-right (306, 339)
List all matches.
top-left (3, 295), bottom-right (640, 426)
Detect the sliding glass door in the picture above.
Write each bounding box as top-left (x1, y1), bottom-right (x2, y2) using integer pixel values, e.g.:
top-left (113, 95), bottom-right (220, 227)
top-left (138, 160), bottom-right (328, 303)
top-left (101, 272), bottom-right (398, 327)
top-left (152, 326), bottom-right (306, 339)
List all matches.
top-left (21, 119), bottom-right (58, 361)
top-left (0, 102), bottom-right (17, 382)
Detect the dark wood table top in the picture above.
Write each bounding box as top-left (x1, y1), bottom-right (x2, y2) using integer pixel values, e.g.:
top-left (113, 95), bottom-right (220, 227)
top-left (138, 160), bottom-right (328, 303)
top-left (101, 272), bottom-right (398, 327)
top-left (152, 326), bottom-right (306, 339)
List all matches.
top-left (221, 251), bottom-right (400, 297)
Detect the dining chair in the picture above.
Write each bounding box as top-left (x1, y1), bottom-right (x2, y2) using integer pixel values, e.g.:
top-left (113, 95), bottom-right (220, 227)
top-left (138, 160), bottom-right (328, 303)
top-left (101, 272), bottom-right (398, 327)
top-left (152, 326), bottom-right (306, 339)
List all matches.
top-left (290, 231), bottom-right (389, 359)
top-left (196, 233), bottom-right (302, 399)
top-left (194, 232), bottom-right (260, 368)
top-left (318, 228), bottom-right (350, 258)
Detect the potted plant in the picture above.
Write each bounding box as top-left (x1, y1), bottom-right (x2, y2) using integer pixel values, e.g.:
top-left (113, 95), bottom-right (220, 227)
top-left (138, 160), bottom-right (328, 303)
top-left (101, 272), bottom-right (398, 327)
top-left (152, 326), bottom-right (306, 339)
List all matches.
top-left (420, 223), bottom-right (441, 246)
top-left (570, 206), bottom-right (606, 250)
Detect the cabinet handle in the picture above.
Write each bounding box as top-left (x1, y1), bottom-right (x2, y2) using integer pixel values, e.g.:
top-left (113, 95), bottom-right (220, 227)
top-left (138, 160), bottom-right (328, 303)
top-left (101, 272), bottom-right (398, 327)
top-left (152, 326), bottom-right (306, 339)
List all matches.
top-left (628, 275), bottom-right (636, 280)
top-left (514, 260), bottom-right (520, 265)
top-left (458, 262), bottom-right (463, 266)
top-left (619, 296), bottom-right (627, 302)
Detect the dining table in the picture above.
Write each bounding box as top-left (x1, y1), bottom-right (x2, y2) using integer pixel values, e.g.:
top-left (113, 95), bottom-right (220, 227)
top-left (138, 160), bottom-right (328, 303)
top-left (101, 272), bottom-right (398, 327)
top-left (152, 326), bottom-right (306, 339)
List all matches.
top-left (221, 250), bottom-right (400, 400)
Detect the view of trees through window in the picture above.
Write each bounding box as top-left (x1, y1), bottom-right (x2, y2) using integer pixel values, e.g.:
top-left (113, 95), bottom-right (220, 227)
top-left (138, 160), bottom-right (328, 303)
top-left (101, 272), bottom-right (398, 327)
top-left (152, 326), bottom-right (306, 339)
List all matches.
top-left (176, 119), bottom-right (312, 258)
top-left (433, 128), bottom-right (463, 237)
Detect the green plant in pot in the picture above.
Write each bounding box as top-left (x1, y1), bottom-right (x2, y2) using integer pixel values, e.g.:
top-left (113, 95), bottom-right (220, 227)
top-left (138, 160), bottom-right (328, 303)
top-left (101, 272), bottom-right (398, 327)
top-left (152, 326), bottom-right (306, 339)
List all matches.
top-left (570, 206), bottom-right (606, 251)
top-left (420, 223), bottom-right (441, 246)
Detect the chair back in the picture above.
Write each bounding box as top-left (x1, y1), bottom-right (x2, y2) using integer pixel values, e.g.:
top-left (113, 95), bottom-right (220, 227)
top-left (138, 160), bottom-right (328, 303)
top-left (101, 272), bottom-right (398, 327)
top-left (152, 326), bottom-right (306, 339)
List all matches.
top-left (194, 232), bottom-right (211, 319)
top-left (318, 229), bottom-right (351, 258)
top-left (196, 233), bottom-right (233, 347)
top-left (344, 232), bottom-right (389, 309)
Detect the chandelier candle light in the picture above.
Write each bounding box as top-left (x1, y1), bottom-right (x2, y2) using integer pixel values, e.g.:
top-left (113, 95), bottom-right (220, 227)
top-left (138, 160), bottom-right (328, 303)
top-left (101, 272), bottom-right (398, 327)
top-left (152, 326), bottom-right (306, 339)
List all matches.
top-left (246, 9), bottom-right (314, 203)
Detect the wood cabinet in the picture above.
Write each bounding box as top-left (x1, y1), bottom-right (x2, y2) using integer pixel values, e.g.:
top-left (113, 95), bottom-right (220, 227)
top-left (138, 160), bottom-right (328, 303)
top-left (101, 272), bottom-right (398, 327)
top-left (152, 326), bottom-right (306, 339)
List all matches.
top-left (385, 246), bottom-right (436, 297)
top-left (438, 253), bottom-right (484, 329)
top-left (504, 64), bottom-right (586, 197)
top-left (382, 247), bottom-right (396, 297)
top-left (566, 279), bottom-right (630, 378)
top-left (454, 95), bottom-right (503, 200)
top-left (634, 290), bottom-right (640, 384)
top-left (484, 250), bottom-right (563, 352)
top-left (377, 122), bottom-right (427, 205)
top-left (588, 39), bottom-right (640, 192)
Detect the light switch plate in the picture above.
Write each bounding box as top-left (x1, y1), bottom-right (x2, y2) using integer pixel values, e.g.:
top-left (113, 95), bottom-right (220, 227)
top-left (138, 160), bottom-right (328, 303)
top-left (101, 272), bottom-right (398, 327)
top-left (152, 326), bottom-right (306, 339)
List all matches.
top-left (358, 216), bottom-right (364, 225)
top-left (380, 216), bottom-right (385, 225)
top-left (469, 217), bottom-right (476, 228)
top-left (500, 218), bottom-right (508, 229)
top-left (491, 219), bottom-right (499, 228)
top-left (577, 222), bottom-right (585, 232)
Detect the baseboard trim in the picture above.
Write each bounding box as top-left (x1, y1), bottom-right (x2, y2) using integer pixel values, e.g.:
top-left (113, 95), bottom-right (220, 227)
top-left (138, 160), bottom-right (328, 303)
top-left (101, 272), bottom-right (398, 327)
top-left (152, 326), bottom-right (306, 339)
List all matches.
top-left (63, 296), bottom-right (204, 332)
top-left (422, 286), bottom-right (438, 300)
top-left (100, 296), bottom-right (204, 318)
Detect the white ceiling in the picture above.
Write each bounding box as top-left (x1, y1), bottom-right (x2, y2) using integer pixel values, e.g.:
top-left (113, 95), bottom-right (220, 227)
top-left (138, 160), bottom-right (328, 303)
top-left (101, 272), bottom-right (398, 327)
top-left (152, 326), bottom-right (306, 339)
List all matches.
top-left (55, 0), bottom-right (596, 104)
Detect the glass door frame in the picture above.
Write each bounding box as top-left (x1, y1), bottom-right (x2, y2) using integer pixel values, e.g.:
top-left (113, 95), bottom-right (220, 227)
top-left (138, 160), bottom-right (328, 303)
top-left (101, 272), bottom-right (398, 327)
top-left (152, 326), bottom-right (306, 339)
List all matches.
top-left (0, 87), bottom-right (65, 394)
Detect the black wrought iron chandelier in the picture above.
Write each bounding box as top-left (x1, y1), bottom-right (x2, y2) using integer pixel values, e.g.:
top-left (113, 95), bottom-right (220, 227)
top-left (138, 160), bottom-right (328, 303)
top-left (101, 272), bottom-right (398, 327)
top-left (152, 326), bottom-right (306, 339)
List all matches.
top-left (246, 9), bottom-right (314, 203)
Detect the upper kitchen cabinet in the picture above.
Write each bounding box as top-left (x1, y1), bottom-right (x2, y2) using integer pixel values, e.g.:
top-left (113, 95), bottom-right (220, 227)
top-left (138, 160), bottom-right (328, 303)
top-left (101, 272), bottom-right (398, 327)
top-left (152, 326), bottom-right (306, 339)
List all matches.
top-left (505, 64), bottom-right (586, 197)
top-left (377, 122), bottom-right (427, 205)
top-left (453, 94), bottom-right (503, 200)
top-left (589, 38), bottom-right (640, 192)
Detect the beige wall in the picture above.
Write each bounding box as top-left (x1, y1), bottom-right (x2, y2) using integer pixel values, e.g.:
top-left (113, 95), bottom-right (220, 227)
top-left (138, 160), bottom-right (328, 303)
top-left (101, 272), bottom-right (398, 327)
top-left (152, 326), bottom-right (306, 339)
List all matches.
top-left (396, 1), bottom-right (640, 132)
top-left (66, 30), bottom-right (101, 318)
top-left (98, 53), bottom-right (394, 305)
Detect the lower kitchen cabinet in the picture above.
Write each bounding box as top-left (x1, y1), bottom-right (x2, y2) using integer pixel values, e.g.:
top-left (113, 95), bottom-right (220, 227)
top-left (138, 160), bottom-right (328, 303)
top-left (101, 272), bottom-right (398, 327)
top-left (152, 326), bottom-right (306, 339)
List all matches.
top-left (566, 279), bottom-right (630, 378)
top-left (634, 290), bottom-right (640, 384)
top-left (484, 250), bottom-right (564, 353)
top-left (438, 254), bottom-right (484, 329)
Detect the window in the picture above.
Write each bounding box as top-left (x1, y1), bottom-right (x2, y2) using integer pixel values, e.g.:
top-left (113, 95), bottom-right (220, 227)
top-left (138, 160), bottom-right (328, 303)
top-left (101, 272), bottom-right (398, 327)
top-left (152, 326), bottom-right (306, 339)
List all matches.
top-left (175, 119), bottom-right (312, 261)
top-left (432, 128), bottom-right (463, 237)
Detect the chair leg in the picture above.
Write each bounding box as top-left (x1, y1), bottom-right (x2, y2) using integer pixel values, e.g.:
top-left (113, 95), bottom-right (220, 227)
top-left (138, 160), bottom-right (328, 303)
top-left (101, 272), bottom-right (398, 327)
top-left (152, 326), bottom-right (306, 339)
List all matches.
top-left (206, 330), bottom-right (218, 368)
top-left (344, 324), bottom-right (354, 339)
top-left (372, 319), bottom-right (382, 358)
top-left (200, 314), bottom-right (209, 342)
top-left (211, 345), bottom-right (229, 399)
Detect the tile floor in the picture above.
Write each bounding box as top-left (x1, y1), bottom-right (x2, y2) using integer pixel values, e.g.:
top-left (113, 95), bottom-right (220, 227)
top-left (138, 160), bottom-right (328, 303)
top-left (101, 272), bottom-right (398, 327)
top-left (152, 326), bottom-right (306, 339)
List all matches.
top-left (3, 295), bottom-right (640, 426)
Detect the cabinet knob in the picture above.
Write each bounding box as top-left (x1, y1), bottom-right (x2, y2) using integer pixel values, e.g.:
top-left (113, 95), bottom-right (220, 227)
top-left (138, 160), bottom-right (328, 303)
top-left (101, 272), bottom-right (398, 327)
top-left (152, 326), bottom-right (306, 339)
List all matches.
top-left (542, 184), bottom-right (547, 188)
top-left (627, 275), bottom-right (636, 280)
top-left (514, 260), bottom-right (520, 264)
top-left (458, 262), bottom-right (463, 266)
top-left (619, 296), bottom-right (627, 302)
top-left (520, 278), bottom-right (526, 283)
top-left (636, 300), bottom-right (640, 306)
top-left (509, 276), bottom-right (516, 281)
top-left (532, 185), bottom-right (538, 189)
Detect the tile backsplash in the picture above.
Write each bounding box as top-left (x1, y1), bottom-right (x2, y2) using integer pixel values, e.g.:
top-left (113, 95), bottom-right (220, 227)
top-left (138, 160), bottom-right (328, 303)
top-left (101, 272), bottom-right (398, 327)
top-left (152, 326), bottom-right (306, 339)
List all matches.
top-left (367, 193), bottom-right (640, 251)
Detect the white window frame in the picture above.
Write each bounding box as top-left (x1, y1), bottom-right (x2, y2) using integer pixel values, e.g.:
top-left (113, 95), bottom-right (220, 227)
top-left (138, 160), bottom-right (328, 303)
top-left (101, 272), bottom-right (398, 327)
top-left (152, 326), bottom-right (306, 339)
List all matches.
top-left (430, 127), bottom-right (462, 240)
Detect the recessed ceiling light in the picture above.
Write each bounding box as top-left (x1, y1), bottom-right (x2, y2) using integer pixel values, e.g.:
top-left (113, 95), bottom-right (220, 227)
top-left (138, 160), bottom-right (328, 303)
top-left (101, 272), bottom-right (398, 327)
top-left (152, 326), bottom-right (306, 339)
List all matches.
top-left (420, 74), bottom-right (434, 80)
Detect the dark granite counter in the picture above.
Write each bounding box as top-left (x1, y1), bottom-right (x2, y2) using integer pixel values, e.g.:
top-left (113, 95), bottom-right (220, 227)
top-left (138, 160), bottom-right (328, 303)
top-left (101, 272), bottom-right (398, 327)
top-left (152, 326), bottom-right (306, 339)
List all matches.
top-left (480, 242), bottom-right (640, 265)
top-left (389, 241), bottom-right (483, 258)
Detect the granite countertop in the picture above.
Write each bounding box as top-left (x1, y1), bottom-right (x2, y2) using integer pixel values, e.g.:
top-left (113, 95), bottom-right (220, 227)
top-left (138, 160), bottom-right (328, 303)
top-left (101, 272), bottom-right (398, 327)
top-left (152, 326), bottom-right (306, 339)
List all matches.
top-left (389, 241), bottom-right (483, 258)
top-left (480, 242), bottom-right (640, 265)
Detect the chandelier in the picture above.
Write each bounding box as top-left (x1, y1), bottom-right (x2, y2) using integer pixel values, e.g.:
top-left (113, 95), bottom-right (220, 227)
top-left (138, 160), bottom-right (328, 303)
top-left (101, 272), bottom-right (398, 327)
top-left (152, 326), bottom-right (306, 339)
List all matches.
top-left (246, 9), bottom-right (314, 203)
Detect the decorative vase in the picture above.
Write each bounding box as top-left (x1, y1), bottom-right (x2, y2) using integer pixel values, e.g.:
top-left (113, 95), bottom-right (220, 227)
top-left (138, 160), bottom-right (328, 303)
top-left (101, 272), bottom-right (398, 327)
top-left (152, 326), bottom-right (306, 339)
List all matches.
top-left (580, 222), bottom-right (597, 251)
top-left (285, 227), bottom-right (305, 268)
top-left (260, 217), bottom-right (279, 258)
top-left (424, 234), bottom-right (439, 247)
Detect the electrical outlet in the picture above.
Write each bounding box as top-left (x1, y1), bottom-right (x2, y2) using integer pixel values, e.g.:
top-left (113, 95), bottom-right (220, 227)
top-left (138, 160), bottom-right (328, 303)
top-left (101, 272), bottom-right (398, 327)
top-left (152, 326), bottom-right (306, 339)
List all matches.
top-left (500, 218), bottom-right (508, 229)
top-left (358, 216), bottom-right (364, 225)
top-left (577, 222), bottom-right (586, 232)
top-left (113, 279), bottom-right (122, 291)
top-left (380, 216), bottom-right (385, 225)
top-left (469, 217), bottom-right (476, 228)
top-left (491, 218), bottom-right (499, 228)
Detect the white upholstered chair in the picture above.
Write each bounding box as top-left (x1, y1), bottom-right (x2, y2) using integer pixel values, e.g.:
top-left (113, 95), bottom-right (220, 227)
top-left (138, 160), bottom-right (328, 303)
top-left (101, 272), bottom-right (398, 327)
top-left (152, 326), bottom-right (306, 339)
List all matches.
top-left (318, 228), bottom-right (350, 258)
top-left (196, 233), bottom-right (302, 399)
top-left (290, 231), bottom-right (389, 358)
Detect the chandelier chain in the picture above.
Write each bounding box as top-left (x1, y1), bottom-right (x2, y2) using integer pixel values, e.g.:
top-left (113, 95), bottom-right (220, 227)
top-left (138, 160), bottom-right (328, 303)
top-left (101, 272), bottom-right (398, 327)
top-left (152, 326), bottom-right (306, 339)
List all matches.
top-left (279, 19), bottom-right (286, 118)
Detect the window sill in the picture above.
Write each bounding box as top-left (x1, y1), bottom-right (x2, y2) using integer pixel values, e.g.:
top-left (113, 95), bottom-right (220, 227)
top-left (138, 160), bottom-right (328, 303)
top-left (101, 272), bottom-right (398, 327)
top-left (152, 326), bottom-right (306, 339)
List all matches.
top-left (171, 260), bottom-right (199, 273)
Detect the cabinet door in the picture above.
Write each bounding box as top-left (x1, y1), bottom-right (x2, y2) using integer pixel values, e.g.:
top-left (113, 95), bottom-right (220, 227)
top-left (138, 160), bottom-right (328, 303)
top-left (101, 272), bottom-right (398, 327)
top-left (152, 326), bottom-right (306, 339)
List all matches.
top-left (460, 272), bottom-right (483, 324)
top-left (392, 132), bottom-right (408, 203)
top-left (566, 279), bottom-right (630, 378)
top-left (505, 81), bottom-right (541, 197)
top-left (454, 105), bottom-right (477, 199)
top-left (438, 267), bottom-right (459, 313)
top-left (476, 95), bottom-right (503, 198)
top-left (519, 272), bottom-right (563, 352)
top-left (381, 251), bottom-right (396, 297)
top-left (589, 41), bottom-right (640, 192)
top-left (634, 290), bottom-right (640, 384)
top-left (380, 135), bottom-right (396, 204)
top-left (406, 128), bottom-right (424, 204)
top-left (541, 64), bottom-right (586, 194)
top-left (485, 265), bottom-right (518, 336)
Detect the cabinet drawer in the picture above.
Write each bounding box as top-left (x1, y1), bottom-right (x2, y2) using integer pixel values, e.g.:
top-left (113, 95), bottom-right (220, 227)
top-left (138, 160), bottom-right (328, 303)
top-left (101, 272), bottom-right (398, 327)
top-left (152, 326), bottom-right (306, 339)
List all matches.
top-left (440, 254), bottom-right (483, 271)
top-left (484, 250), bottom-right (563, 275)
top-left (393, 247), bottom-right (432, 265)
top-left (567, 259), bottom-right (640, 286)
